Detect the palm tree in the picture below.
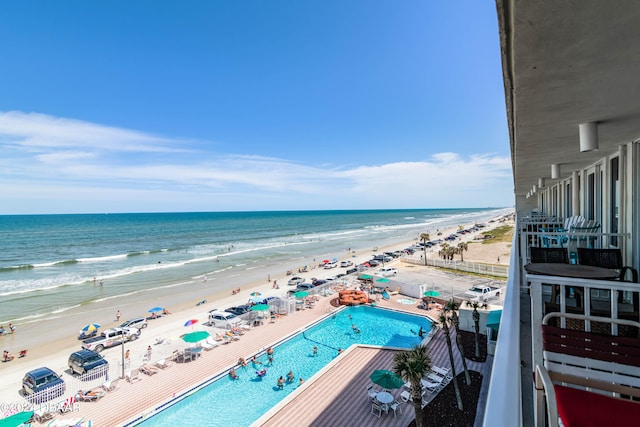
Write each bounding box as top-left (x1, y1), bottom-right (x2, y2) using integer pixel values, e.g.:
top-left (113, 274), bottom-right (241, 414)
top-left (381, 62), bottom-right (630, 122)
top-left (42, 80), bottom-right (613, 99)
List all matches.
top-left (393, 345), bottom-right (432, 427)
top-left (438, 243), bottom-right (450, 261)
top-left (438, 312), bottom-right (464, 410)
top-left (419, 233), bottom-right (430, 266)
top-left (456, 241), bottom-right (468, 261)
top-left (468, 300), bottom-right (482, 358)
top-left (445, 299), bottom-right (471, 385)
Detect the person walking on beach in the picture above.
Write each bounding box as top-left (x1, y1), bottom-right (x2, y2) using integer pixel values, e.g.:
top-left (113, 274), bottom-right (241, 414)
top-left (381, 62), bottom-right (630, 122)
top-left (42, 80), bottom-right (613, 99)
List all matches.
top-left (116, 310), bottom-right (121, 322)
top-left (146, 345), bottom-right (152, 361)
top-left (124, 349), bottom-right (130, 368)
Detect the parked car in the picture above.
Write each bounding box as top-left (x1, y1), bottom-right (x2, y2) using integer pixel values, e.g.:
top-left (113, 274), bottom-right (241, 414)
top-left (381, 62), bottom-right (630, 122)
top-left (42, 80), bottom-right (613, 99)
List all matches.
top-left (323, 262), bottom-right (337, 269)
top-left (295, 283), bottom-right (314, 291)
top-left (225, 304), bottom-right (252, 316)
top-left (68, 349), bottom-right (109, 375)
top-left (208, 310), bottom-right (245, 329)
top-left (367, 259), bottom-right (381, 267)
top-left (346, 267), bottom-right (358, 275)
top-left (376, 267), bottom-right (398, 277)
top-left (340, 260), bottom-right (353, 268)
top-left (120, 317), bottom-right (148, 330)
top-left (22, 367), bottom-right (65, 402)
top-left (287, 276), bottom-right (305, 286)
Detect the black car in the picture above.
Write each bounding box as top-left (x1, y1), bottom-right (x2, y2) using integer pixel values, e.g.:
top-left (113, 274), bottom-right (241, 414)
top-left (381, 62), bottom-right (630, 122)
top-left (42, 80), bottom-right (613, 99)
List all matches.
top-left (346, 267), bottom-right (358, 275)
top-left (68, 349), bottom-right (109, 375)
top-left (368, 259), bottom-right (381, 267)
top-left (22, 367), bottom-right (66, 402)
top-left (225, 304), bottom-right (252, 316)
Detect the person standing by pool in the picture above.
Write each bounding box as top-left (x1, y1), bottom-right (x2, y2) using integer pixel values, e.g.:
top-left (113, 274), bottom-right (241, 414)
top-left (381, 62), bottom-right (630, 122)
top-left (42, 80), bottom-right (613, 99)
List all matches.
top-left (287, 370), bottom-right (295, 383)
top-left (313, 346), bottom-right (318, 356)
top-left (252, 355), bottom-right (262, 367)
top-left (299, 377), bottom-right (305, 386)
top-left (277, 376), bottom-right (284, 389)
top-left (229, 368), bottom-right (238, 380)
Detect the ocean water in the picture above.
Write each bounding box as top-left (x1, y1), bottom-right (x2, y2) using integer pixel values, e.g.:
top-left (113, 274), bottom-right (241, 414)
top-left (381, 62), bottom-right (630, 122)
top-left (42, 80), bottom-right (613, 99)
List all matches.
top-left (0, 208), bottom-right (507, 325)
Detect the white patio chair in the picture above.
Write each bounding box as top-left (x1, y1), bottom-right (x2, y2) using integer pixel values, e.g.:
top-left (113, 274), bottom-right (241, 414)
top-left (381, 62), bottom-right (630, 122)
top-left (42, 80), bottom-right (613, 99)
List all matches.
top-left (389, 400), bottom-right (402, 417)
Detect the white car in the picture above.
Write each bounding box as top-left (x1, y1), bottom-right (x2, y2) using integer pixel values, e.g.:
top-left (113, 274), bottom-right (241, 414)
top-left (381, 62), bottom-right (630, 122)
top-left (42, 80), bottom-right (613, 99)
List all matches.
top-left (340, 260), bottom-right (353, 267)
top-left (287, 276), bottom-right (305, 286)
top-left (376, 267), bottom-right (398, 277)
top-left (323, 262), bottom-right (337, 269)
top-left (208, 310), bottom-right (245, 329)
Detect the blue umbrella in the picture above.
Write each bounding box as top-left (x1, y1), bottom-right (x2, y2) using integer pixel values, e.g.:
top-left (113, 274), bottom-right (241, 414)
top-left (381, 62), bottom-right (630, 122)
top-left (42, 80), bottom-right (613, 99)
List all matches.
top-left (148, 307), bottom-right (164, 313)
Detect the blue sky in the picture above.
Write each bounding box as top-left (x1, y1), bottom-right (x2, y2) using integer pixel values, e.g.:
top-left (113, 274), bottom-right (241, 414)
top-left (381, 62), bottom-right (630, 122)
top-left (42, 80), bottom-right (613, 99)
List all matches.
top-left (0, 1), bottom-right (512, 214)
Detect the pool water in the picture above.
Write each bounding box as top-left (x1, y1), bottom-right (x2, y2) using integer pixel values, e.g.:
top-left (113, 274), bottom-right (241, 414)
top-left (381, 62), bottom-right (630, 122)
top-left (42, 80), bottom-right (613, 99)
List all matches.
top-left (139, 306), bottom-right (431, 427)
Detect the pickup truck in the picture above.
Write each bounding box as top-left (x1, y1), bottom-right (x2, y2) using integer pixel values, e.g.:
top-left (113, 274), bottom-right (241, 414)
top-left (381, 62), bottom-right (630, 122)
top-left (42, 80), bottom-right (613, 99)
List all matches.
top-left (81, 327), bottom-right (141, 353)
top-left (464, 285), bottom-right (502, 302)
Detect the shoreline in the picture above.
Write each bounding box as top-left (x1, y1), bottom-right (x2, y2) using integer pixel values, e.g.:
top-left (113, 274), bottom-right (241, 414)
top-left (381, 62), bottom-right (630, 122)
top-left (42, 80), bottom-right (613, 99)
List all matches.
top-left (0, 211), bottom-right (513, 410)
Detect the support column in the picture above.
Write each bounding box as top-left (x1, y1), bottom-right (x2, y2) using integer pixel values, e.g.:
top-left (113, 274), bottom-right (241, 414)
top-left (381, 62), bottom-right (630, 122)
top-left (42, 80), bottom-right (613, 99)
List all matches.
top-left (572, 171), bottom-right (580, 215)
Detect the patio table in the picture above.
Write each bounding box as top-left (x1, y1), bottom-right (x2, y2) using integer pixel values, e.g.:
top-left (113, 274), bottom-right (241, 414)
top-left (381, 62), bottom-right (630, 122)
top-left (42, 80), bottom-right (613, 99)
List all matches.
top-left (524, 263), bottom-right (619, 280)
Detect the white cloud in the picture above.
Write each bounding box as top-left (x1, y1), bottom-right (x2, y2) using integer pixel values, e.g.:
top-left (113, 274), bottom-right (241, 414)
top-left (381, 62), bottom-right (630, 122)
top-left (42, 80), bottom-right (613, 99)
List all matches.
top-left (0, 111), bottom-right (513, 213)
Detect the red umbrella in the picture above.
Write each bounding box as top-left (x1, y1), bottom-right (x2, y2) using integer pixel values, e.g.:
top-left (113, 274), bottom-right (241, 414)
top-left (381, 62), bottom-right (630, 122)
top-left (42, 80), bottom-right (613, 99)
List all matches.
top-left (322, 259), bottom-right (330, 264)
top-left (184, 319), bottom-right (199, 327)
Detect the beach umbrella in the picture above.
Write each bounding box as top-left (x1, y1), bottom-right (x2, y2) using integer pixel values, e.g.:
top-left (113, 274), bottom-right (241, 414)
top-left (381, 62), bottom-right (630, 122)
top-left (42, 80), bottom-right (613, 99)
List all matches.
top-left (148, 307), bottom-right (164, 313)
top-left (376, 277), bottom-right (390, 283)
top-left (0, 411), bottom-right (34, 427)
top-left (250, 292), bottom-right (262, 297)
top-left (184, 319), bottom-right (199, 327)
top-left (369, 369), bottom-right (404, 390)
top-left (322, 259), bottom-right (330, 264)
top-left (250, 304), bottom-right (270, 311)
top-left (423, 290), bottom-right (441, 297)
top-left (359, 274), bottom-right (373, 280)
top-left (181, 331), bottom-right (210, 343)
top-left (80, 323), bottom-right (100, 333)
top-left (294, 291), bottom-right (309, 299)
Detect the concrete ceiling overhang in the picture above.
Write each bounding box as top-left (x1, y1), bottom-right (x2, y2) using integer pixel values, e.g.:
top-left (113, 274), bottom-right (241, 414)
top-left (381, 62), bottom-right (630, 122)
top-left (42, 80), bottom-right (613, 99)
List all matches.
top-left (497, 0), bottom-right (640, 195)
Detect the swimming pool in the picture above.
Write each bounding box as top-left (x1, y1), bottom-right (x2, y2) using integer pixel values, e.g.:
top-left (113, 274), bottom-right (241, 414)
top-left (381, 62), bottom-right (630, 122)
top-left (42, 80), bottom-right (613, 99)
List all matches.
top-left (136, 306), bottom-right (431, 426)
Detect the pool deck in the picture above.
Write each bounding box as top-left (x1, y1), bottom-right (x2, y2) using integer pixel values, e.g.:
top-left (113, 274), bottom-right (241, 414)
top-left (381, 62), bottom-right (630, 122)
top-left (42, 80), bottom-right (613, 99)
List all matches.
top-left (39, 293), bottom-right (492, 426)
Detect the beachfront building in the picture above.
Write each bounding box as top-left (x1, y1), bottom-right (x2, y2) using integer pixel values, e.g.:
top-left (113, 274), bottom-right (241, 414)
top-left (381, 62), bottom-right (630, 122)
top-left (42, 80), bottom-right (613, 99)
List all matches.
top-left (487, 2), bottom-right (640, 426)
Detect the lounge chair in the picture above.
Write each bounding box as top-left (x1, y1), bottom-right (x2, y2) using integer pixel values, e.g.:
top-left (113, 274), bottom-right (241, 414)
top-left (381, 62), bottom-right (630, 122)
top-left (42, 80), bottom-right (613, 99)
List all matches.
top-left (33, 408), bottom-right (54, 423)
top-left (432, 366), bottom-right (452, 380)
top-left (154, 359), bottom-right (171, 369)
top-left (140, 364), bottom-right (159, 375)
top-left (126, 368), bottom-right (142, 383)
top-left (101, 378), bottom-right (120, 392)
top-left (400, 390), bottom-right (411, 403)
top-left (76, 388), bottom-right (105, 402)
top-left (201, 338), bottom-right (220, 350)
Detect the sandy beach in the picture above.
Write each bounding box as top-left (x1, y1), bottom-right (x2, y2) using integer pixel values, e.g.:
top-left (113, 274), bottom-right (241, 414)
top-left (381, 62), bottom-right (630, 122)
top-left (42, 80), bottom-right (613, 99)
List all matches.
top-left (0, 213), bottom-right (513, 424)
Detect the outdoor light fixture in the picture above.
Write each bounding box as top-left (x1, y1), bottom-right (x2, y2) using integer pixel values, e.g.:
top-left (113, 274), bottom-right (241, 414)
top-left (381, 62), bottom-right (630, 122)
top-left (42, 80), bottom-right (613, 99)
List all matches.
top-left (579, 122), bottom-right (599, 152)
top-left (532, 184), bottom-right (537, 193)
top-left (551, 164), bottom-right (560, 179)
top-left (538, 178), bottom-right (545, 188)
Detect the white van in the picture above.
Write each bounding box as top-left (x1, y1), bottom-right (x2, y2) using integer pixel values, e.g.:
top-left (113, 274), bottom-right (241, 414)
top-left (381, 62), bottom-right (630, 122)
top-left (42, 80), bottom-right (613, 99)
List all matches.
top-left (208, 310), bottom-right (245, 329)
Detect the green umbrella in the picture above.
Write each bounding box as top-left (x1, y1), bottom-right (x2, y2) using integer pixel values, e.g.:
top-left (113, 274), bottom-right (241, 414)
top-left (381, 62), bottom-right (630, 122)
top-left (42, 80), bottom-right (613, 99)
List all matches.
top-left (359, 274), bottom-right (373, 280)
top-left (250, 304), bottom-right (270, 311)
top-left (376, 277), bottom-right (390, 283)
top-left (294, 291), bottom-right (309, 299)
top-left (0, 411), bottom-right (34, 427)
top-left (423, 290), bottom-right (440, 297)
top-left (369, 369), bottom-right (404, 390)
top-left (181, 330), bottom-right (210, 343)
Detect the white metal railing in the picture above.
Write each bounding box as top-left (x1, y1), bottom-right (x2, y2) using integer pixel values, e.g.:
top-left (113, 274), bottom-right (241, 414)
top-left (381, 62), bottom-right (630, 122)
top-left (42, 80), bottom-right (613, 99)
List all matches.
top-left (483, 231), bottom-right (522, 427)
top-left (403, 256), bottom-right (509, 278)
top-left (528, 274), bottom-right (639, 375)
